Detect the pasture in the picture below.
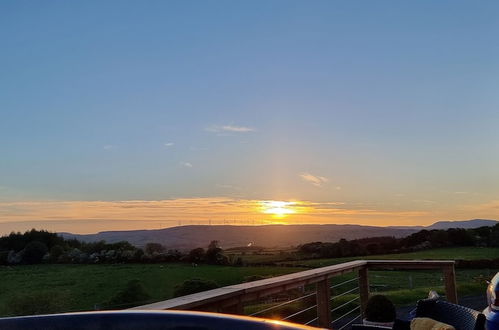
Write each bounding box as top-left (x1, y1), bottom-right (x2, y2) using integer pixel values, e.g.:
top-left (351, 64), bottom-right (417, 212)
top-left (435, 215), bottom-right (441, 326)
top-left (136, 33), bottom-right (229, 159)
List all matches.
top-left (0, 264), bottom-right (303, 316)
top-left (0, 246), bottom-right (497, 317)
top-left (278, 247), bottom-right (499, 267)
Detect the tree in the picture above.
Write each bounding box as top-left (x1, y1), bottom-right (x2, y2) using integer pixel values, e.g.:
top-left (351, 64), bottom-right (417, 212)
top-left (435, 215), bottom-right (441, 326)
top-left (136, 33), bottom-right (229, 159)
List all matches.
top-left (188, 248), bottom-right (205, 263)
top-left (144, 243), bottom-right (164, 255)
top-left (22, 241), bottom-right (48, 264)
top-left (366, 243), bottom-right (379, 255)
top-left (49, 245), bottom-right (65, 261)
top-left (205, 240), bottom-right (225, 264)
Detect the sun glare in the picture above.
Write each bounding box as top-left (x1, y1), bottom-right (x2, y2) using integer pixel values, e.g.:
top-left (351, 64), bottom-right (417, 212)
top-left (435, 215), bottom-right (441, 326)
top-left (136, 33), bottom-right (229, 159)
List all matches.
top-left (260, 200), bottom-right (297, 218)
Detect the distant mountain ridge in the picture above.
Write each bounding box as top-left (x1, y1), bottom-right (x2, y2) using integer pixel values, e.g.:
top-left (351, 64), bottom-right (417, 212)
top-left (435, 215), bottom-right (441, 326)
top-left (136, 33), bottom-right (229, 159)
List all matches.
top-left (60, 219), bottom-right (498, 250)
top-left (426, 219), bottom-right (498, 229)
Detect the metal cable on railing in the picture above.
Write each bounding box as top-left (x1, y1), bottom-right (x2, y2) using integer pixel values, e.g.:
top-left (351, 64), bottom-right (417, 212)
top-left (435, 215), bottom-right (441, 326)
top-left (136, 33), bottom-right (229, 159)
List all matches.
top-left (304, 317), bottom-right (318, 325)
top-left (281, 304), bottom-right (317, 321)
top-left (330, 277), bottom-right (358, 289)
top-left (248, 292), bottom-right (316, 316)
top-left (330, 286), bottom-right (359, 300)
top-left (331, 305), bottom-right (360, 324)
top-left (249, 276), bottom-right (359, 324)
top-left (337, 313), bottom-right (361, 330)
top-left (330, 296), bottom-right (359, 313)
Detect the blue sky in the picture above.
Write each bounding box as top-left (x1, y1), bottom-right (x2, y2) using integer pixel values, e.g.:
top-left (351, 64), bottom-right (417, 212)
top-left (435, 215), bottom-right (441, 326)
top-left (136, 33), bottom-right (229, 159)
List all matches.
top-left (1, 1), bottom-right (499, 232)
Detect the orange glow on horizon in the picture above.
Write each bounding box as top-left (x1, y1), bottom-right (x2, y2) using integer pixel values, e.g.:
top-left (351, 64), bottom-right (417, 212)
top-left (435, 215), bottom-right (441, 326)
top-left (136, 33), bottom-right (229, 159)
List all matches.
top-left (0, 196), bottom-right (472, 235)
top-left (260, 200), bottom-right (298, 218)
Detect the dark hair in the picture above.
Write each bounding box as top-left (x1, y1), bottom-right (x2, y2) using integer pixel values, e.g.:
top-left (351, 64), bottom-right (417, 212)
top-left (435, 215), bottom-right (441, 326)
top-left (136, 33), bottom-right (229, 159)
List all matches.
top-left (365, 295), bottom-right (396, 322)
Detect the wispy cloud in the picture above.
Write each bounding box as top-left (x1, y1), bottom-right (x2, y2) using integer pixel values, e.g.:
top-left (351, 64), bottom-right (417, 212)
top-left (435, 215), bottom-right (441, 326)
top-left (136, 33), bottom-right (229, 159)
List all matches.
top-left (206, 125), bottom-right (255, 133)
top-left (103, 145), bottom-right (114, 150)
top-left (180, 162), bottom-right (193, 168)
top-left (164, 142), bottom-right (174, 147)
top-left (300, 172), bottom-right (329, 187)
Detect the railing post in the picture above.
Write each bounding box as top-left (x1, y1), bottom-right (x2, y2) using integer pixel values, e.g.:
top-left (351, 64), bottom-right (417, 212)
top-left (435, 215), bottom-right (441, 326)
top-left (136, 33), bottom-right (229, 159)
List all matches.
top-left (358, 266), bottom-right (369, 318)
top-left (443, 265), bottom-right (458, 304)
top-left (316, 277), bottom-right (332, 328)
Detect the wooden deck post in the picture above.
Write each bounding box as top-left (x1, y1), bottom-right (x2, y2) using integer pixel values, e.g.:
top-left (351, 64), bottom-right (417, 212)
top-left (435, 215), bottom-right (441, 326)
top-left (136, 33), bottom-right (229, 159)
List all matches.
top-left (358, 266), bottom-right (369, 318)
top-left (443, 265), bottom-right (458, 304)
top-left (316, 277), bottom-right (332, 328)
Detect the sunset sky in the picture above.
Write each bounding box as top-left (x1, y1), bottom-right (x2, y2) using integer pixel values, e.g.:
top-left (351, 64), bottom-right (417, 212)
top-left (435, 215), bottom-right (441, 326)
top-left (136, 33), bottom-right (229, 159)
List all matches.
top-left (2, 1), bottom-right (499, 234)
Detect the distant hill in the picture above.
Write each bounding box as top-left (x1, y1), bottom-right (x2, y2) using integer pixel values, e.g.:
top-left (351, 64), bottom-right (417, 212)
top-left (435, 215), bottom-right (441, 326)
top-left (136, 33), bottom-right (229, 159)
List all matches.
top-left (60, 219), bottom-right (498, 250)
top-left (388, 219), bottom-right (498, 230)
top-left (426, 219), bottom-right (498, 230)
top-left (61, 224), bottom-right (417, 250)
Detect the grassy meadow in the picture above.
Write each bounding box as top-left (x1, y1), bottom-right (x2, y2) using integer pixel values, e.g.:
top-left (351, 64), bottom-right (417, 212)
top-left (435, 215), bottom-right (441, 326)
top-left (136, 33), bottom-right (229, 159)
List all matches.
top-left (0, 246), bottom-right (497, 317)
top-left (0, 264), bottom-right (304, 316)
top-left (276, 247), bottom-right (499, 267)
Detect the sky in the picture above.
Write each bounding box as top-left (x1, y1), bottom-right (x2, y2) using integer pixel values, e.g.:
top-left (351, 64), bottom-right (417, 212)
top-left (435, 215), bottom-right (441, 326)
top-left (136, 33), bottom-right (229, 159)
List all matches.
top-left (1, 1), bottom-right (499, 234)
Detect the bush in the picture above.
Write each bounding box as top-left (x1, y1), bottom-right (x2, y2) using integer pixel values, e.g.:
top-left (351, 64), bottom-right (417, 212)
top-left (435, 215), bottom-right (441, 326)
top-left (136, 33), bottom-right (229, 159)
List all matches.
top-left (7, 291), bottom-right (70, 316)
top-left (144, 243), bottom-right (164, 255)
top-left (364, 295), bottom-right (396, 323)
top-left (107, 279), bottom-right (151, 309)
top-left (0, 250), bottom-right (9, 265)
top-left (188, 248), bottom-right (205, 263)
top-left (22, 241), bottom-right (48, 264)
top-left (173, 278), bottom-right (219, 297)
top-left (49, 245), bottom-right (65, 261)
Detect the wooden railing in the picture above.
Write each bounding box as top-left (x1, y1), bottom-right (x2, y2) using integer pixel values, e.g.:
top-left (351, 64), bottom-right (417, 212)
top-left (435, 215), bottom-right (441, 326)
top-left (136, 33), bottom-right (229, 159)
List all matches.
top-left (132, 260), bottom-right (457, 329)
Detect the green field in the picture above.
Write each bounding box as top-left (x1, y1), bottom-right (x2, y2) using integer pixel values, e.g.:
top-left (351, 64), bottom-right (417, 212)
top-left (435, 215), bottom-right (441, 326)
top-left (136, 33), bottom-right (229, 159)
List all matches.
top-left (0, 247), bottom-right (497, 317)
top-left (0, 264), bottom-right (304, 317)
top-left (277, 247), bottom-right (499, 267)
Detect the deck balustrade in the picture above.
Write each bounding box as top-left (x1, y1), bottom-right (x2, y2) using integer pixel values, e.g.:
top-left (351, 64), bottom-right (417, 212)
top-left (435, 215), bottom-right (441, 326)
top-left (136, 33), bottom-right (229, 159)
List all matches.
top-left (132, 260), bottom-right (457, 329)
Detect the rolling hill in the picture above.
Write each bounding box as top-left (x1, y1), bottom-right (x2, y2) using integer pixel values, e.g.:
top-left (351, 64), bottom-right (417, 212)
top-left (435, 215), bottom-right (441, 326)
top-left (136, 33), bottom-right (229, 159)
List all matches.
top-left (60, 219), bottom-right (497, 250)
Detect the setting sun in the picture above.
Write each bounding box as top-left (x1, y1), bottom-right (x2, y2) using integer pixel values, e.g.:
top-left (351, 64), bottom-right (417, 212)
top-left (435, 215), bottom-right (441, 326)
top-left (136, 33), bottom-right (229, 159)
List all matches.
top-left (260, 201), bottom-right (297, 218)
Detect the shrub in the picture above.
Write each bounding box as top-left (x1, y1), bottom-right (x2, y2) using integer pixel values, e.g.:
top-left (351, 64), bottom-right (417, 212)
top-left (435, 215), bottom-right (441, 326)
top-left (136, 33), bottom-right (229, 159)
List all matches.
top-left (188, 248), bottom-right (205, 263)
top-left (173, 278), bottom-right (219, 297)
top-left (49, 245), bottom-right (65, 261)
top-left (7, 291), bottom-right (70, 316)
top-left (364, 295), bottom-right (396, 323)
top-left (107, 279), bottom-right (151, 309)
top-left (144, 243), bottom-right (164, 255)
top-left (22, 241), bottom-right (48, 264)
top-left (0, 250), bottom-right (8, 265)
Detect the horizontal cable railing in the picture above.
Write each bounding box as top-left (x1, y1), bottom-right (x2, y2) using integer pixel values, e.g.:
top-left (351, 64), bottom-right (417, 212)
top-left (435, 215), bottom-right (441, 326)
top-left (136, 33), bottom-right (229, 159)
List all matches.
top-left (248, 292), bottom-right (316, 317)
top-left (331, 296), bottom-right (359, 314)
top-left (132, 260), bottom-right (457, 329)
top-left (338, 314), bottom-right (361, 330)
top-left (332, 305), bottom-right (360, 324)
top-left (331, 277), bottom-right (358, 289)
top-left (282, 304), bottom-right (317, 321)
top-left (331, 286), bottom-right (359, 300)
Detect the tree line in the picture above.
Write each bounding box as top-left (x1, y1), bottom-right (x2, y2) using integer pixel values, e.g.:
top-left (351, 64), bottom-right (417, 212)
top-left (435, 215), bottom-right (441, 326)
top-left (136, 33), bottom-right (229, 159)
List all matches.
top-left (1, 224), bottom-right (498, 266)
top-left (0, 229), bottom-right (232, 265)
top-left (298, 224), bottom-right (499, 259)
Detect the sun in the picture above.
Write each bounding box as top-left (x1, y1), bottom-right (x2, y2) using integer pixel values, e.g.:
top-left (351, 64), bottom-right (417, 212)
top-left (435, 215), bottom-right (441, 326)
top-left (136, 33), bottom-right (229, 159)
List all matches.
top-left (260, 200), bottom-right (296, 218)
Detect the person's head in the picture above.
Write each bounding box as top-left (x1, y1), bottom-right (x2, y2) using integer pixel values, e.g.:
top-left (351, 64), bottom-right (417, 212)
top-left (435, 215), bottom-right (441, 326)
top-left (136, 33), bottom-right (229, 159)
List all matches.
top-left (364, 294), bottom-right (396, 323)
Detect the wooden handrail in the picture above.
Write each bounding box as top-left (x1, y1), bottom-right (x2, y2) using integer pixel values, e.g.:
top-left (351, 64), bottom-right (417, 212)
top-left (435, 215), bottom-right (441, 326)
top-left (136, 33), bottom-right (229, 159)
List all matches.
top-left (132, 260), bottom-right (366, 311)
top-left (132, 259), bottom-right (457, 328)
